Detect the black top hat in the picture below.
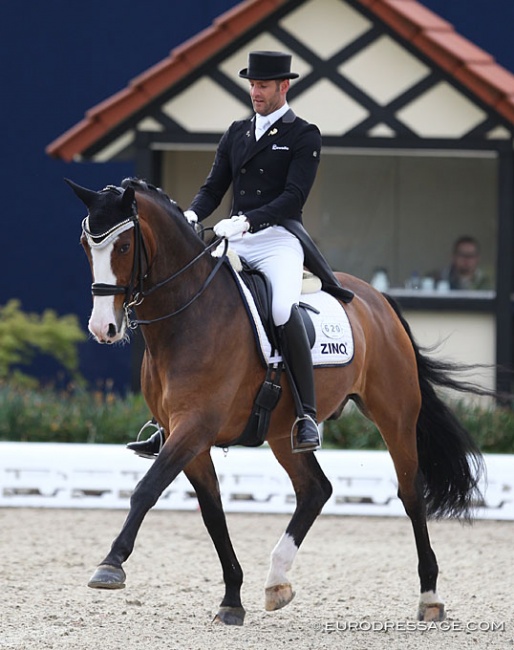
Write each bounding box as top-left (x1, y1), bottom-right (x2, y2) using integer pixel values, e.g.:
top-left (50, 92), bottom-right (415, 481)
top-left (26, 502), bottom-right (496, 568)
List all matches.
top-left (239, 51), bottom-right (299, 80)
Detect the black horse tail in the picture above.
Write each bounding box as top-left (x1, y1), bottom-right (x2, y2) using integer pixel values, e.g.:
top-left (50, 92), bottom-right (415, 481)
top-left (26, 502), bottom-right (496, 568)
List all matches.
top-left (384, 295), bottom-right (486, 520)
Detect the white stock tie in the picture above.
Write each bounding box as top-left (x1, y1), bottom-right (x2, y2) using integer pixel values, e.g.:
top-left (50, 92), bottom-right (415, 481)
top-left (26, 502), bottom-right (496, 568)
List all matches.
top-left (255, 117), bottom-right (270, 141)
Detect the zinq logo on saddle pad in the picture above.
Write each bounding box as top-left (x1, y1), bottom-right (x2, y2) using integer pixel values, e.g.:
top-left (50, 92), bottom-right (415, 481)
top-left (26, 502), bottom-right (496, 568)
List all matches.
top-left (234, 271), bottom-right (354, 367)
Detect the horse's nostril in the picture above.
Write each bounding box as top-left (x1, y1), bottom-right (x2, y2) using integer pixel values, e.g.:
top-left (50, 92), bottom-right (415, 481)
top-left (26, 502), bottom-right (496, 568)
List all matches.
top-left (107, 323), bottom-right (117, 338)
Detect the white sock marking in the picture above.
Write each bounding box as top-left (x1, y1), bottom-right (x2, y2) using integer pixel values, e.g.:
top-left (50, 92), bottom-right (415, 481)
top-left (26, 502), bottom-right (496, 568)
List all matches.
top-left (265, 533), bottom-right (298, 588)
top-left (419, 589), bottom-right (444, 605)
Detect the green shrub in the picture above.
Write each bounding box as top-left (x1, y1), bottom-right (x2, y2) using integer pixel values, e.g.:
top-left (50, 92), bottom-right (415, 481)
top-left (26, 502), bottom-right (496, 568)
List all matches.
top-left (323, 406), bottom-right (386, 451)
top-left (451, 401), bottom-right (514, 453)
top-left (1, 383), bottom-right (513, 453)
top-left (0, 383), bottom-right (151, 444)
top-left (323, 401), bottom-right (514, 453)
top-left (0, 300), bottom-right (87, 387)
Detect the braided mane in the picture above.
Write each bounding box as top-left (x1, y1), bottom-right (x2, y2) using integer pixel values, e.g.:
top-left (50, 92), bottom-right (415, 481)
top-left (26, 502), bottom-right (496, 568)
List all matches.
top-left (121, 177), bottom-right (184, 218)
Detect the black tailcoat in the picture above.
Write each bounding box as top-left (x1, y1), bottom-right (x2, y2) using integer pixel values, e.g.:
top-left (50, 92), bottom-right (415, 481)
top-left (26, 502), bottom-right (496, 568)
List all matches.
top-left (190, 109), bottom-right (354, 303)
top-left (190, 109), bottom-right (321, 232)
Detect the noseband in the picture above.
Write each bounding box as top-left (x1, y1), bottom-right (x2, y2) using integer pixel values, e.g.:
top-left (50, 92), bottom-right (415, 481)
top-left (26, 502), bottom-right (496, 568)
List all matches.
top-left (82, 185), bottom-right (227, 328)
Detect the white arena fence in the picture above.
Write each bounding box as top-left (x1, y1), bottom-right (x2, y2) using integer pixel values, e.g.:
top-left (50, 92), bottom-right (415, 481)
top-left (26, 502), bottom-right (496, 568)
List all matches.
top-left (1, 442), bottom-right (513, 520)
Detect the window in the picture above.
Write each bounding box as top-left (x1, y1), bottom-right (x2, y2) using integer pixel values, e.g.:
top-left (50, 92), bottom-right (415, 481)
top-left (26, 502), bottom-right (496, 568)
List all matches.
top-left (304, 150), bottom-right (497, 291)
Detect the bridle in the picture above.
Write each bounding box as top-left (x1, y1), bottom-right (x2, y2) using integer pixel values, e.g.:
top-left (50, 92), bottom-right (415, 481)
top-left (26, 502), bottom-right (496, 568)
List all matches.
top-left (82, 186), bottom-right (228, 329)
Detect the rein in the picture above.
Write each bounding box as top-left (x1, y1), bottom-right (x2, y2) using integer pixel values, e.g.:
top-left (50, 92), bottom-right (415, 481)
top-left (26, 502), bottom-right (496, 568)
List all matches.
top-left (83, 192), bottom-right (228, 329)
top-left (127, 236), bottom-right (228, 328)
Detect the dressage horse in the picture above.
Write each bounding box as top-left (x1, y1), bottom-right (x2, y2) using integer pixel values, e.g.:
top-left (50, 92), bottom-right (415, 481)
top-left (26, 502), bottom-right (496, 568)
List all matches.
top-left (68, 177), bottom-right (485, 625)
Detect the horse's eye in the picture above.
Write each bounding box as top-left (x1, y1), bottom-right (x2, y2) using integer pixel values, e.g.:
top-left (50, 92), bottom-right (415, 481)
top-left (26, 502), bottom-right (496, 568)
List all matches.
top-left (119, 243), bottom-right (131, 254)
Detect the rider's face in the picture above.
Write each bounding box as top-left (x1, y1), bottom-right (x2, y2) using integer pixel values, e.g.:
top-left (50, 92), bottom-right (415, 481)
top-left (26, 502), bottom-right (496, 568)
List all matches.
top-left (249, 79), bottom-right (289, 116)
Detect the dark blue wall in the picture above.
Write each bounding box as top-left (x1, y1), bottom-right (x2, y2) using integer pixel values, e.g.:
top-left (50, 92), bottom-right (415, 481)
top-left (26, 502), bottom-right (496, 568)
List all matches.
top-left (424, 0), bottom-right (514, 73)
top-left (1, 1), bottom-right (236, 390)
top-left (2, 0), bottom-right (513, 390)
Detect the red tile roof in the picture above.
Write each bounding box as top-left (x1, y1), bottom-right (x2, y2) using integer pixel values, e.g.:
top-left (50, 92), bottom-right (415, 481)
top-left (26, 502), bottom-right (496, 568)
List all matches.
top-left (47, 0), bottom-right (514, 161)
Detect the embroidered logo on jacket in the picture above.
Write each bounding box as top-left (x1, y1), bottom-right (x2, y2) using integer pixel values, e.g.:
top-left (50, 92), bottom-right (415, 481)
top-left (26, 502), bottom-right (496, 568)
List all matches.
top-left (272, 144), bottom-right (289, 151)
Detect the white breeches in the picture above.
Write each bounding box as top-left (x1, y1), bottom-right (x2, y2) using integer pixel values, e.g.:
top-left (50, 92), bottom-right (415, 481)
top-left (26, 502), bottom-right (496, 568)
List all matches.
top-left (229, 226), bottom-right (304, 326)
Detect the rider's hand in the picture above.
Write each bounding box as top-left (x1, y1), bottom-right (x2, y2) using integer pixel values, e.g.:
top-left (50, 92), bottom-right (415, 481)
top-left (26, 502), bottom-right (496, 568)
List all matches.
top-left (183, 209), bottom-right (198, 225)
top-left (213, 215), bottom-right (249, 238)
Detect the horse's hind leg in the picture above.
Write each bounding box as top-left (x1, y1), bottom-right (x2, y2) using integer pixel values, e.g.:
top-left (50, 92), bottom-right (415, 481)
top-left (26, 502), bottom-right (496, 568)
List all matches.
top-left (399, 470), bottom-right (445, 622)
top-left (265, 437), bottom-right (332, 611)
top-left (369, 397), bottom-right (445, 621)
top-left (183, 451), bottom-right (245, 626)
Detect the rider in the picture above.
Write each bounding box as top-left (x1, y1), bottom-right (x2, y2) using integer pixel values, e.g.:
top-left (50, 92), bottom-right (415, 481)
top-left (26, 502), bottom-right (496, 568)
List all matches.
top-left (128, 50), bottom-right (352, 457)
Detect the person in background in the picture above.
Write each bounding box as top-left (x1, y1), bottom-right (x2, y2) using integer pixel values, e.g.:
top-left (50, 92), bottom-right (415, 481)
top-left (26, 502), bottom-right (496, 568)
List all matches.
top-left (442, 235), bottom-right (491, 290)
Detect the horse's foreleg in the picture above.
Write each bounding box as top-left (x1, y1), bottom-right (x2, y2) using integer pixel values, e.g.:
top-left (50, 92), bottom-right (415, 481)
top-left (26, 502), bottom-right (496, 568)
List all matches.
top-left (88, 441), bottom-right (198, 590)
top-left (184, 452), bottom-right (245, 626)
top-left (265, 438), bottom-right (332, 612)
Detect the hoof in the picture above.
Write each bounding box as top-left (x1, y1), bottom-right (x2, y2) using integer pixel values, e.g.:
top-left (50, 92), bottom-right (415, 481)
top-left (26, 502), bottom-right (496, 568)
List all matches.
top-left (264, 583), bottom-right (295, 611)
top-left (417, 602), bottom-right (445, 622)
top-left (212, 606), bottom-right (245, 626)
top-left (88, 564), bottom-right (126, 590)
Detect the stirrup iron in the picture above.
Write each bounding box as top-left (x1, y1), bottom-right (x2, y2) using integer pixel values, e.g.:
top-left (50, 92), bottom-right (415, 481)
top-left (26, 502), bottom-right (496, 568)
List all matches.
top-left (291, 414), bottom-right (322, 453)
top-left (134, 419), bottom-right (165, 458)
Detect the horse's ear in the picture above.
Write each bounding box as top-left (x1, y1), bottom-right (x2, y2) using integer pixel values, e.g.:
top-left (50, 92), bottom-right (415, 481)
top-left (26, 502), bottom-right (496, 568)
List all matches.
top-left (121, 185), bottom-right (135, 212)
top-left (64, 178), bottom-right (99, 209)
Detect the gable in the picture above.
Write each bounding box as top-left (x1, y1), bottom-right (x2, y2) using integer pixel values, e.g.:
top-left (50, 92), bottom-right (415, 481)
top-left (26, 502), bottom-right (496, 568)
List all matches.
top-left (47, 0), bottom-right (514, 162)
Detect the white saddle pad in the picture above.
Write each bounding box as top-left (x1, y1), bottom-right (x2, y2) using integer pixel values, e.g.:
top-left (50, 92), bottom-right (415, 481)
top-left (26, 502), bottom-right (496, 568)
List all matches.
top-left (234, 272), bottom-right (354, 367)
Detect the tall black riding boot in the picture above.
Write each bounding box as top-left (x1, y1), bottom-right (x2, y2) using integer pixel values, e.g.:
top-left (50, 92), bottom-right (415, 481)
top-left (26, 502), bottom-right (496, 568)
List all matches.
top-left (278, 304), bottom-right (320, 453)
top-left (126, 419), bottom-right (165, 459)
